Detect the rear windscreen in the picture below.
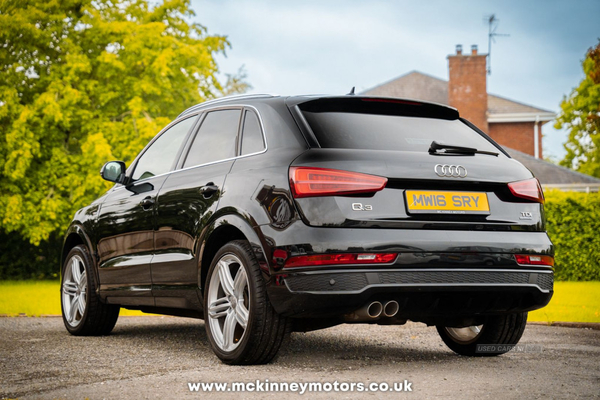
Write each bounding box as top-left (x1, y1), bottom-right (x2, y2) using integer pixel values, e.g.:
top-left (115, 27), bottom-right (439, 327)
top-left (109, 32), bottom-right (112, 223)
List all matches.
top-left (302, 111), bottom-right (500, 153)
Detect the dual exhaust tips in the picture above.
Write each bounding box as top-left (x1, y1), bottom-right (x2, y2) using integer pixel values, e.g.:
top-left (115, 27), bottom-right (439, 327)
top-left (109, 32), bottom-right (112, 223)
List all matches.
top-left (344, 300), bottom-right (400, 322)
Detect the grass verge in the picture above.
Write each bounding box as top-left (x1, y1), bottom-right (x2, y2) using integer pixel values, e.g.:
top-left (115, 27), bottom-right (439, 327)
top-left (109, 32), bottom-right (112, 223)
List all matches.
top-left (528, 281), bottom-right (600, 323)
top-left (0, 280), bottom-right (148, 316)
top-left (0, 280), bottom-right (598, 322)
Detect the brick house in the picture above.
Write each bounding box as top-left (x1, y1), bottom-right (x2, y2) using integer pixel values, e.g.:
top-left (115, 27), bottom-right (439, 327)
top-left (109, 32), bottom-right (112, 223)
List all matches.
top-left (362, 44), bottom-right (600, 191)
top-left (363, 45), bottom-right (555, 159)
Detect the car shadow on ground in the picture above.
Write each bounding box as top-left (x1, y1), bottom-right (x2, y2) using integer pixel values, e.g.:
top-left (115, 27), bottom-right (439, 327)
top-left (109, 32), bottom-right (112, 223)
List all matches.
top-left (106, 318), bottom-right (457, 365)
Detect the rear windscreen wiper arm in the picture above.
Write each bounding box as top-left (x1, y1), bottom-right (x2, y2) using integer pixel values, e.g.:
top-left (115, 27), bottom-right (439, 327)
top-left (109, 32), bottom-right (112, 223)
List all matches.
top-left (428, 141), bottom-right (499, 156)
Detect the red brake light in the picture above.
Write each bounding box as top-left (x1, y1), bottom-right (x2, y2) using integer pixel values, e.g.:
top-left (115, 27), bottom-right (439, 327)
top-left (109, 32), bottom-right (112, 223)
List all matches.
top-left (508, 178), bottom-right (545, 203)
top-left (284, 253), bottom-right (397, 269)
top-left (289, 167), bottom-right (387, 198)
top-left (362, 98), bottom-right (423, 106)
top-left (515, 254), bottom-right (554, 266)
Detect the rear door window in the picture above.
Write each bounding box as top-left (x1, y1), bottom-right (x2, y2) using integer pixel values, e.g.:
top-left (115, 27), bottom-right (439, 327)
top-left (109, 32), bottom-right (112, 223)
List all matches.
top-left (183, 109), bottom-right (242, 168)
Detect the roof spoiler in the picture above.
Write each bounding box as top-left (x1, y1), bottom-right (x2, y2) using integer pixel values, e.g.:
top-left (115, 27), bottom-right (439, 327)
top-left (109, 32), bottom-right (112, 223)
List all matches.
top-left (296, 96), bottom-right (459, 120)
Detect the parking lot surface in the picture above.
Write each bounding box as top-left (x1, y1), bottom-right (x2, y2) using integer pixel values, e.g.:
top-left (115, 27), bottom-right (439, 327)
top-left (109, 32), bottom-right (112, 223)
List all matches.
top-left (1, 316), bottom-right (599, 399)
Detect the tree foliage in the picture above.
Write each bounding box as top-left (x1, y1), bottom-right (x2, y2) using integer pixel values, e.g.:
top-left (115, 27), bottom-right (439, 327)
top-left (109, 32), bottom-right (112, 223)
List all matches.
top-left (0, 0), bottom-right (248, 245)
top-left (556, 40), bottom-right (600, 178)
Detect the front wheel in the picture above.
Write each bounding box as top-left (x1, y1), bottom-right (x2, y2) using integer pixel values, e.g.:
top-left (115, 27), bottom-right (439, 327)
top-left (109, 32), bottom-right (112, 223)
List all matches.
top-left (436, 312), bottom-right (528, 357)
top-left (204, 240), bottom-right (289, 365)
top-left (61, 245), bottom-right (120, 336)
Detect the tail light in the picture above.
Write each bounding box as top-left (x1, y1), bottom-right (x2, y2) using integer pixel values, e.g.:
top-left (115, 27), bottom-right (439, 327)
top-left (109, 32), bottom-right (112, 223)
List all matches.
top-left (284, 253), bottom-right (397, 269)
top-left (289, 167), bottom-right (387, 198)
top-left (508, 178), bottom-right (545, 203)
top-left (515, 254), bottom-right (554, 266)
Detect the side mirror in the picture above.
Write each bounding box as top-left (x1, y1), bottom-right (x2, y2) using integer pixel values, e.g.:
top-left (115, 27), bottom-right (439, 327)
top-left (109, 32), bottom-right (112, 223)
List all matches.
top-left (100, 161), bottom-right (127, 184)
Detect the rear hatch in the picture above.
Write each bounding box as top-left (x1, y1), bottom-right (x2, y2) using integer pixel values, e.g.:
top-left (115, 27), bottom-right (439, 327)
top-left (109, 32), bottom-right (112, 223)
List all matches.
top-left (287, 96), bottom-right (545, 232)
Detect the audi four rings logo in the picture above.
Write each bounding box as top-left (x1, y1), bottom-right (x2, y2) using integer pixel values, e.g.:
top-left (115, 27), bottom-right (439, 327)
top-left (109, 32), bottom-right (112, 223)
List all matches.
top-left (434, 164), bottom-right (468, 178)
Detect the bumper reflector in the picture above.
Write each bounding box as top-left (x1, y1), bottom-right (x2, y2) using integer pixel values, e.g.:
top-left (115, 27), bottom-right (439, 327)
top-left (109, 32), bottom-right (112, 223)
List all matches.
top-left (515, 254), bottom-right (554, 266)
top-left (284, 253), bottom-right (397, 269)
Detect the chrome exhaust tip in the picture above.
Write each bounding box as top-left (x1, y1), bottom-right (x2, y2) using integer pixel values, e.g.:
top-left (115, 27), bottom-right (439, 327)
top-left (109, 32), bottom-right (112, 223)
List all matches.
top-left (343, 301), bottom-right (383, 322)
top-left (367, 301), bottom-right (383, 318)
top-left (383, 300), bottom-right (399, 317)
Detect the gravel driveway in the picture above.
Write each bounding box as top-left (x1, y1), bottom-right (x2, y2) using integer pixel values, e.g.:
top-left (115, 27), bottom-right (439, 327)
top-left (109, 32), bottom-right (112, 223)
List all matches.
top-left (1, 316), bottom-right (599, 399)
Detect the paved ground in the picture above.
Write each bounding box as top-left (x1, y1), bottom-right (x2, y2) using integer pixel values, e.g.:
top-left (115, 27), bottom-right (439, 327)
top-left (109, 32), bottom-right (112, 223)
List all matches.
top-left (1, 316), bottom-right (599, 399)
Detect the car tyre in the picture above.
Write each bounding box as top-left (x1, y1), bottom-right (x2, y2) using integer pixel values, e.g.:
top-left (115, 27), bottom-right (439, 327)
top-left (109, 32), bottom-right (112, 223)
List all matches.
top-left (204, 240), bottom-right (290, 365)
top-left (436, 312), bottom-right (528, 357)
top-left (61, 245), bottom-right (120, 336)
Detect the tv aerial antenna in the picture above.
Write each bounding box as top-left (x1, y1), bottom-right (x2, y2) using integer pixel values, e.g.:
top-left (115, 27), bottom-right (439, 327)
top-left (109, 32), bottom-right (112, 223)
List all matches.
top-left (486, 14), bottom-right (510, 75)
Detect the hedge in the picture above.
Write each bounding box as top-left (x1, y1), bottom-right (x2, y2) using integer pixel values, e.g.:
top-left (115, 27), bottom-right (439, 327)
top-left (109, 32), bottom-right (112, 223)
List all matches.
top-left (544, 190), bottom-right (600, 281)
top-left (0, 232), bottom-right (61, 280)
top-left (0, 191), bottom-right (598, 281)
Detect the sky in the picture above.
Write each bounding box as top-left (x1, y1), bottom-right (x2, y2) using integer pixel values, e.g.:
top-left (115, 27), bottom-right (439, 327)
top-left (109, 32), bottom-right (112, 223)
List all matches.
top-left (189, 0), bottom-right (600, 161)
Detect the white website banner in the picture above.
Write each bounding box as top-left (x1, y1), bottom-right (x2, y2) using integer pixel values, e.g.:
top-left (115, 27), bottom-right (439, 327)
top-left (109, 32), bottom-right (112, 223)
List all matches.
top-left (188, 379), bottom-right (413, 394)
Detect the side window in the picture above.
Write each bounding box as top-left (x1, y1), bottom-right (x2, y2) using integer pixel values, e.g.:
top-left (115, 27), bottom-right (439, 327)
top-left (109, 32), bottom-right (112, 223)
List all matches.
top-left (240, 110), bottom-right (265, 155)
top-left (183, 109), bottom-right (241, 168)
top-left (132, 116), bottom-right (196, 181)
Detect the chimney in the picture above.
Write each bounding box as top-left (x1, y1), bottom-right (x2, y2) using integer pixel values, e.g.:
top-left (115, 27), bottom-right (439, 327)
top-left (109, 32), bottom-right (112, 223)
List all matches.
top-left (447, 44), bottom-right (488, 132)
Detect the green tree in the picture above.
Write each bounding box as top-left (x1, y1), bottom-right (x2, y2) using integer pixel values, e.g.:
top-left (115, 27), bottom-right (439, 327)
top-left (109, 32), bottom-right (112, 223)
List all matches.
top-left (0, 0), bottom-right (248, 247)
top-left (556, 40), bottom-right (600, 178)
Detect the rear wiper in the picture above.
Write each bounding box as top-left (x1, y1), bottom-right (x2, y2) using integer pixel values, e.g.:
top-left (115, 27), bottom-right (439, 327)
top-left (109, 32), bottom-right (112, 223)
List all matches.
top-left (428, 141), bottom-right (499, 156)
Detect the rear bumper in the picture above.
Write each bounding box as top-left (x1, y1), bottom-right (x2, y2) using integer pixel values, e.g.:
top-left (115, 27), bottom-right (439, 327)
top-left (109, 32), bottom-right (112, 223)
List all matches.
top-left (268, 267), bottom-right (553, 320)
top-left (260, 224), bottom-right (554, 320)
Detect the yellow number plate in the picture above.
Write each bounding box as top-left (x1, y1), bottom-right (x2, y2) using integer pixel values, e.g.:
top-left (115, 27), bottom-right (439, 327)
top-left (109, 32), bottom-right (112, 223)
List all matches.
top-left (405, 190), bottom-right (490, 214)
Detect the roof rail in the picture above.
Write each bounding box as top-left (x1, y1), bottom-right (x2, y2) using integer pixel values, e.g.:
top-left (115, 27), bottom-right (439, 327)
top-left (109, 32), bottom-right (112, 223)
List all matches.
top-left (178, 94), bottom-right (279, 118)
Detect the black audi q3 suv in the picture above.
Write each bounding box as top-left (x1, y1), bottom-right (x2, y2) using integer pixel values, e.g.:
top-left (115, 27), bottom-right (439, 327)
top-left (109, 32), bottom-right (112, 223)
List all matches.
top-left (61, 94), bottom-right (554, 364)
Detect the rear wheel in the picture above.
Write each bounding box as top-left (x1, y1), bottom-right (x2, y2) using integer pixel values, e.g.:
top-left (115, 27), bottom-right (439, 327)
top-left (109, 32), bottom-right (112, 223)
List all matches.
top-left (204, 240), bottom-right (289, 365)
top-left (436, 312), bottom-right (528, 356)
top-left (61, 245), bottom-right (119, 336)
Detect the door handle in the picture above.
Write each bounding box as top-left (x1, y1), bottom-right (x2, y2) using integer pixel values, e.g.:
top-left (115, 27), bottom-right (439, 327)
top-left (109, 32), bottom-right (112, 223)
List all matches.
top-left (199, 182), bottom-right (219, 198)
top-left (140, 196), bottom-right (155, 210)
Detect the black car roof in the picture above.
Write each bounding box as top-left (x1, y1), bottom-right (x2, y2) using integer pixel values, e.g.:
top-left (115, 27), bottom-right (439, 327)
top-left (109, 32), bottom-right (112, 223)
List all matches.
top-left (178, 94), bottom-right (280, 118)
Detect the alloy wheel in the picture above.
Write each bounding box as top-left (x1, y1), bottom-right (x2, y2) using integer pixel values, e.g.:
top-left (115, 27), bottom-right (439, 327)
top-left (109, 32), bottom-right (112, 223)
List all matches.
top-left (62, 254), bottom-right (87, 327)
top-left (444, 325), bottom-right (484, 344)
top-left (207, 254), bottom-right (250, 352)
